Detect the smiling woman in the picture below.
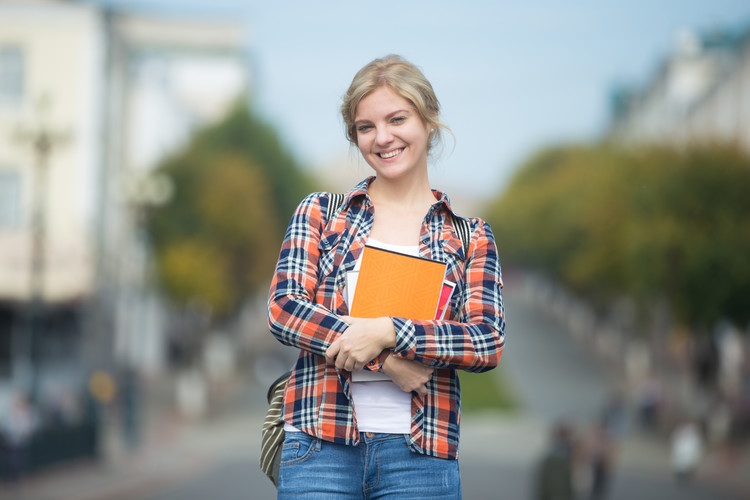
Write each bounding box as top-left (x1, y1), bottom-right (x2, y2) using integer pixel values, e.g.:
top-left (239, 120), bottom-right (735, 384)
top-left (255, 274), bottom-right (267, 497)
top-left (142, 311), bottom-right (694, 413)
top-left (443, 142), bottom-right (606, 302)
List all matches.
top-left (267, 54), bottom-right (506, 499)
top-left (353, 87), bottom-right (431, 184)
top-left (341, 55), bottom-right (449, 157)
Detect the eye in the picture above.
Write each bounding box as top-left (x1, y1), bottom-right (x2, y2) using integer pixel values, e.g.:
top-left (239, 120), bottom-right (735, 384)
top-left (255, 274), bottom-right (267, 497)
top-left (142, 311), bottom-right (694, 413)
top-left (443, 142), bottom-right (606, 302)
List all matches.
top-left (356, 124), bottom-right (372, 133)
top-left (391, 116), bottom-right (405, 124)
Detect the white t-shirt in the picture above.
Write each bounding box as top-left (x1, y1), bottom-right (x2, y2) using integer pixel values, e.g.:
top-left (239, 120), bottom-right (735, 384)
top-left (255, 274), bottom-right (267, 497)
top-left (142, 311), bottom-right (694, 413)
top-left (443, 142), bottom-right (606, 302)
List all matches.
top-left (349, 238), bottom-right (415, 433)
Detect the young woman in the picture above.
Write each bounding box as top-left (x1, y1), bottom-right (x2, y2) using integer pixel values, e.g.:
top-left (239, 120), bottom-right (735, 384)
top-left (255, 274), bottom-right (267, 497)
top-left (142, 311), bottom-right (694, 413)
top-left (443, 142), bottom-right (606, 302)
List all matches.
top-left (268, 54), bottom-right (506, 499)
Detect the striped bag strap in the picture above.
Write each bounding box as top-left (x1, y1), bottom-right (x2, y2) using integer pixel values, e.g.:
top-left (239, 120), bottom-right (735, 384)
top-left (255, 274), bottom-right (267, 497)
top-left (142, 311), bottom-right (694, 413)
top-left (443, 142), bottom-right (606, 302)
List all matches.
top-left (325, 192), bottom-right (345, 222)
top-left (450, 212), bottom-right (472, 259)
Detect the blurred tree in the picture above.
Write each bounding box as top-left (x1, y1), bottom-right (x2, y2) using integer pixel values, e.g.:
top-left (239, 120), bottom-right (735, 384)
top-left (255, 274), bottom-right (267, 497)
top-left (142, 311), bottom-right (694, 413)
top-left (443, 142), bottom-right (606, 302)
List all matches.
top-left (190, 99), bottom-right (315, 223)
top-left (623, 145), bottom-right (750, 331)
top-left (146, 100), bottom-right (314, 317)
top-left (486, 142), bottom-right (750, 333)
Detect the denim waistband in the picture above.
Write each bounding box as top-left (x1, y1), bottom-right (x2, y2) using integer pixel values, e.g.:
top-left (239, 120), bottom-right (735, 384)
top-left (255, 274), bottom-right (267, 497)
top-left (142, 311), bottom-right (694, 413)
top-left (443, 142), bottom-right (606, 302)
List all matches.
top-left (360, 432), bottom-right (409, 443)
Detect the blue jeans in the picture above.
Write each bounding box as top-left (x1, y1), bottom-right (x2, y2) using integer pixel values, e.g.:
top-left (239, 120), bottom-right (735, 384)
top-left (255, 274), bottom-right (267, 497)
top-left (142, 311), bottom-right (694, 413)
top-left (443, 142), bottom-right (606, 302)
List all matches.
top-left (278, 431), bottom-right (461, 499)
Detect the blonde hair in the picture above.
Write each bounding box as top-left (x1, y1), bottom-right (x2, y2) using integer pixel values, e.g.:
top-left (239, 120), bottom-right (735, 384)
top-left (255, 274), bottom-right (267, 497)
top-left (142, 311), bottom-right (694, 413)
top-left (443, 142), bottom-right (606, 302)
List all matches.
top-left (341, 54), bottom-right (451, 154)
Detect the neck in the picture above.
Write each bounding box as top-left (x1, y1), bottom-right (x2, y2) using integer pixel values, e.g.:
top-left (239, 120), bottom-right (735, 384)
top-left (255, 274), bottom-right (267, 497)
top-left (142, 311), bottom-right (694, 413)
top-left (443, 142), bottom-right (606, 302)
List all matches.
top-left (369, 172), bottom-right (435, 211)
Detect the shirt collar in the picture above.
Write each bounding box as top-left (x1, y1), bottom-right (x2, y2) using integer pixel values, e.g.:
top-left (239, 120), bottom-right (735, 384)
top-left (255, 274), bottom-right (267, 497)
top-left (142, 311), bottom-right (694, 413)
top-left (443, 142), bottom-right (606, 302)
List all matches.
top-left (343, 176), bottom-right (461, 218)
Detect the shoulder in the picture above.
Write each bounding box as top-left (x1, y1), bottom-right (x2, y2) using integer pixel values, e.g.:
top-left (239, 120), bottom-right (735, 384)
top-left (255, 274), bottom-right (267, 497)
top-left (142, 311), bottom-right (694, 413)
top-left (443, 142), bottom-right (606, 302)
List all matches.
top-left (293, 191), bottom-right (334, 216)
top-left (297, 191), bottom-right (327, 208)
top-left (448, 212), bottom-right (495, 242)
top-left (295, 192), bottom-right (349, 219)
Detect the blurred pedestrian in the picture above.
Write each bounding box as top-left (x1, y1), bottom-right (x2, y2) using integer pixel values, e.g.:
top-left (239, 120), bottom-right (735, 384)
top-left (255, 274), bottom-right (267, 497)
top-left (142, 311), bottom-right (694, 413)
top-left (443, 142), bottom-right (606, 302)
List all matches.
top-left (637, 376), bottom-right (662, 431)
top-left (119, 365), bottom-right (143, 451)
top-left (670, 419), bottom-right (704, 483)
top-left (534, 421), bottom-right (576, 500)
top-left (600, 393), bottom-right (628, 439)
top-left (0, 391), bottom-right (37, 485)
top-left (267, 54), bottom-right (506, 498)
top-left (583, 418), bottom-right (616, 500)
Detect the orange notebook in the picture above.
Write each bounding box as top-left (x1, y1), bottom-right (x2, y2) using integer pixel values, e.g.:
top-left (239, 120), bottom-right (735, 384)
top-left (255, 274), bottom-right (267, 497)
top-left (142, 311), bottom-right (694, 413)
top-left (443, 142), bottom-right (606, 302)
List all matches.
top-left (350, 246), bottom-right (447, 320)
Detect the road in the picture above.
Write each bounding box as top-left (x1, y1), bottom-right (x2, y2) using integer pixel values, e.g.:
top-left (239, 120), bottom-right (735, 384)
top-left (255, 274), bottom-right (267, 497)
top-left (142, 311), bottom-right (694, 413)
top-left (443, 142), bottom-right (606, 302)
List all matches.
top-left (6, 286), bottom-right (745, 500)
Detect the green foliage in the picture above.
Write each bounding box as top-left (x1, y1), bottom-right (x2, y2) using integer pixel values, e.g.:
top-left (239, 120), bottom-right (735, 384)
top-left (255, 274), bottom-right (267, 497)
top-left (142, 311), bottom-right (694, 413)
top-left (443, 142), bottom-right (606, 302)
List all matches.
top-left (192, 100), bottom-right (315, 223)
top-left (460, 368), bottom-right (519, 414)
top-left (486, 142), bottom-right (750, 330)
top-left (146, 100), bottom-right (313, 317)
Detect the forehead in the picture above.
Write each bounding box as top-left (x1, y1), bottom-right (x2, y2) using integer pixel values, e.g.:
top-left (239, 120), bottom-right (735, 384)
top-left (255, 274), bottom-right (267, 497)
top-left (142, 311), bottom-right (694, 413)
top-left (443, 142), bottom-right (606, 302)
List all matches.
top-left (355, 86), bottom-right (413, 120)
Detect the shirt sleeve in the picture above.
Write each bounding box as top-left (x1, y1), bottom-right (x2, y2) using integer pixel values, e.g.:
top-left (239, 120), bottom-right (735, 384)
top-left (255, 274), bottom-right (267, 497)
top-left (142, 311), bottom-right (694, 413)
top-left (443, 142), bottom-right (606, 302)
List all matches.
top-left (390, 219), bottom-right (506, 372)
top-left (267, 193), bottom-right (349, 357)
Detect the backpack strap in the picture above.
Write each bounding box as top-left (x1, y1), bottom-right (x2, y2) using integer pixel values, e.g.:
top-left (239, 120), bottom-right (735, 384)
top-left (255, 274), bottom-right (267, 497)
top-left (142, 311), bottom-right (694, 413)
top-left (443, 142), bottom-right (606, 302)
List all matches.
top-left (325, 192), bottom-right (346, 224)
top-left (449, 212), bottom-right (472, 259)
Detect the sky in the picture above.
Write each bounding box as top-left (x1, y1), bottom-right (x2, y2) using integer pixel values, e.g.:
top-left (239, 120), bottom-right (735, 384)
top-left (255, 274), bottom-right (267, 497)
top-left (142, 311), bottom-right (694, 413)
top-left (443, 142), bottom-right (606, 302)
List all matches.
top-left (93, 0), bottom-right (750, 205)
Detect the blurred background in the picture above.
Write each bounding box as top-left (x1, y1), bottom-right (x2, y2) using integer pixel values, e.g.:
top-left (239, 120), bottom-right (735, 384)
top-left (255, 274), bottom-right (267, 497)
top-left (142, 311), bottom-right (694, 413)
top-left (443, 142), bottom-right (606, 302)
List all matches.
top-left (1, 0), bottom-right (750, 499)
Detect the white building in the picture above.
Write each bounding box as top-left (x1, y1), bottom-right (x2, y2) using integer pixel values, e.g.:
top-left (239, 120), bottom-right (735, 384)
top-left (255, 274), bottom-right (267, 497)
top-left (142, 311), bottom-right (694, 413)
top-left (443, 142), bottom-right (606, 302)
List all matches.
top-left (683, 31), bottom-right (750, 148)
top-left (0, 1), bottom-right (103, 304)
top-left (0, 0), bottom-right (250, 407)
top-left (0, 0), bottom-right (105, 399)
top-left (608, 26), bottom-right (750, 151)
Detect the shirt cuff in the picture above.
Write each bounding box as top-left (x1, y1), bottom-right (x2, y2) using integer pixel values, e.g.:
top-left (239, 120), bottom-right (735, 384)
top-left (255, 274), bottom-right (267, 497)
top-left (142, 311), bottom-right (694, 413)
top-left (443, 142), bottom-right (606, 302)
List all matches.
top-left (391, 316), bottom-right (417, 354)
top-left (365, 349), bottom-right (392, 372)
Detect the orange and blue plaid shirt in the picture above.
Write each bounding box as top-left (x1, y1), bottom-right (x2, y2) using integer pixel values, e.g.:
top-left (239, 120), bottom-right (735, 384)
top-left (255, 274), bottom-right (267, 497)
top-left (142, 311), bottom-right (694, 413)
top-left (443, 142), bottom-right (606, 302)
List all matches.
top-left (267, 177), bottom-right (505, 460)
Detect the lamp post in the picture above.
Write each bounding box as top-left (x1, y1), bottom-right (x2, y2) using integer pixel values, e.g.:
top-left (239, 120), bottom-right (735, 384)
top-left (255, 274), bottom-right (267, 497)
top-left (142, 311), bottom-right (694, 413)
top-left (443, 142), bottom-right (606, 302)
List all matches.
top-left (117, 170), bottom-right (173, 368)
top-left (13, 98), bottom-right (69, 401)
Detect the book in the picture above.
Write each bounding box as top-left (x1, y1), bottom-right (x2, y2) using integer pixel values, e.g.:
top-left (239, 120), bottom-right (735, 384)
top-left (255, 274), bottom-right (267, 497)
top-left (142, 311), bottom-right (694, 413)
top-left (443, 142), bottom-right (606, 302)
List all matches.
top-left (435, 280), bottom-right (457, 321)
top-left (347, 272), bottom-right (456, 320)
top-left (350, 246), bottom-right (447, 320)
top-left (347, 245), bottom-right (451, 382)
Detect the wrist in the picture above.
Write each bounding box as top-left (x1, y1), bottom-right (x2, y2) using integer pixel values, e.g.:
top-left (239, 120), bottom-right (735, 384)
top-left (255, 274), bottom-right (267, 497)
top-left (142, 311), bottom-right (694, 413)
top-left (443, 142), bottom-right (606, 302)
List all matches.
top-left (378, 350), bottom-right (393, 374)
top-left (380, 317), bottom-right (397, 349)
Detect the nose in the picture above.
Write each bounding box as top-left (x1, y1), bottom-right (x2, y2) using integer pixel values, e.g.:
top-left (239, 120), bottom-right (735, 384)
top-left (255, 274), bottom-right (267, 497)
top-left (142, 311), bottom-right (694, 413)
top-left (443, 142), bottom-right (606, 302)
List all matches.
top-left (374, 125), bottom-right (393, 146)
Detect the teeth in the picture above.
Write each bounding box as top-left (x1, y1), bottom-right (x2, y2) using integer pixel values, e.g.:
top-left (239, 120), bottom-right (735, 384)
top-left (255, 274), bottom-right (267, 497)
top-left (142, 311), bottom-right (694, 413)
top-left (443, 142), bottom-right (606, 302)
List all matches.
top-left (379, 149), bottom-right (402, 159)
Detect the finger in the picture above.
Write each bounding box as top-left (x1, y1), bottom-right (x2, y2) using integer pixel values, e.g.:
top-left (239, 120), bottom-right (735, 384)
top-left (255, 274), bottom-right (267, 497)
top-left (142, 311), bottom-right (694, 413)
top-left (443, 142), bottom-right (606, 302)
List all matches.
top-left (337, 355), bottom-right (350, 371)
top-left (334, 347), bottom-right (348, 370)
top-left (325, 341), bottom-right (340, 364)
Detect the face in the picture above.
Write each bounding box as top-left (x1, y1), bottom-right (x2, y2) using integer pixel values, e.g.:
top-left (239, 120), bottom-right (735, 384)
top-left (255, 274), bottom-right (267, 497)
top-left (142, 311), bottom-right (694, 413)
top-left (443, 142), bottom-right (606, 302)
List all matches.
top-left (354, 86), bottom-right (431, 181)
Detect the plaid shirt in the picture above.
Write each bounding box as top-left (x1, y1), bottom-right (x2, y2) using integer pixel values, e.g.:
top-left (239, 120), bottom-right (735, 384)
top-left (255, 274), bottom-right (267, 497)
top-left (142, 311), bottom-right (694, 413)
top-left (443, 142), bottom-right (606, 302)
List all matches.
top-left (267, 177), bottom-right (505, 460)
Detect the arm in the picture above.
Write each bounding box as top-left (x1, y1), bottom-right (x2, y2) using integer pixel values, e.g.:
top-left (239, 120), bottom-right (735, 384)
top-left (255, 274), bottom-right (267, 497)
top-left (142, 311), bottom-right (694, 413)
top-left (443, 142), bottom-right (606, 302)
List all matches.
top-left (391, 220), bottom-right (505, 372)
top-left (381, 353), bottom-right (433, 395)
top-left (267, 193), bottom-right (349, 357)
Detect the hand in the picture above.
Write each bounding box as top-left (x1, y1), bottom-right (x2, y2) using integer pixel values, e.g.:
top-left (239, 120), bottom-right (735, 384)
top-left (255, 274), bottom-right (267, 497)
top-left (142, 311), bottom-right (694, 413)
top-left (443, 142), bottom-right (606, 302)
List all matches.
top-left (325, 316), bottom-right (396, 372)
top-left (381, 355), bottom-right (433, 396)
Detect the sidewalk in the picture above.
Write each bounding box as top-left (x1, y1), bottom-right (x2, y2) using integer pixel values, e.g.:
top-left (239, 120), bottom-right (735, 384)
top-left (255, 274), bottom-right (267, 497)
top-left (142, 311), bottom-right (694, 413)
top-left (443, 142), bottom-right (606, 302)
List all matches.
top-left (0, 408), bottom-right (214, 500)
top-left (0, 370), bottom-right (266, 500)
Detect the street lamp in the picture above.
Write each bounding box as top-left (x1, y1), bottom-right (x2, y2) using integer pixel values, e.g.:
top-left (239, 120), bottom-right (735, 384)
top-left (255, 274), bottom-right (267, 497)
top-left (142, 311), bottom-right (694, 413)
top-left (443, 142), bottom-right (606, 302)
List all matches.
top-left (13, 95), bottom-right (70, 401)
top-left (116, 169), bottom-right (173, 369)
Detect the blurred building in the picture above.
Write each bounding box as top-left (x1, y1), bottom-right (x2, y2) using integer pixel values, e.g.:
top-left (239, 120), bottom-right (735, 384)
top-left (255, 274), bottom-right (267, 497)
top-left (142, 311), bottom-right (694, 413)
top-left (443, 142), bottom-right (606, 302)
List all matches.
top-left (105, 9), bottom-right (249, 377)
top-left (0, 0), bottom-right (249, 433)
top-left (608, 25), bottom-right (750, 150)
top-left (0, 0), bottom-right (104, 413)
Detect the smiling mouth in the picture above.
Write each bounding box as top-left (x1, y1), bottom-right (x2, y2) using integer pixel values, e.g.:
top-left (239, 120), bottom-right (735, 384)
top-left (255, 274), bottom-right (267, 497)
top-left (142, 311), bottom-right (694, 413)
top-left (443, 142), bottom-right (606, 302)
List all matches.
top-left (378, 148), bottom-right (403, 159)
